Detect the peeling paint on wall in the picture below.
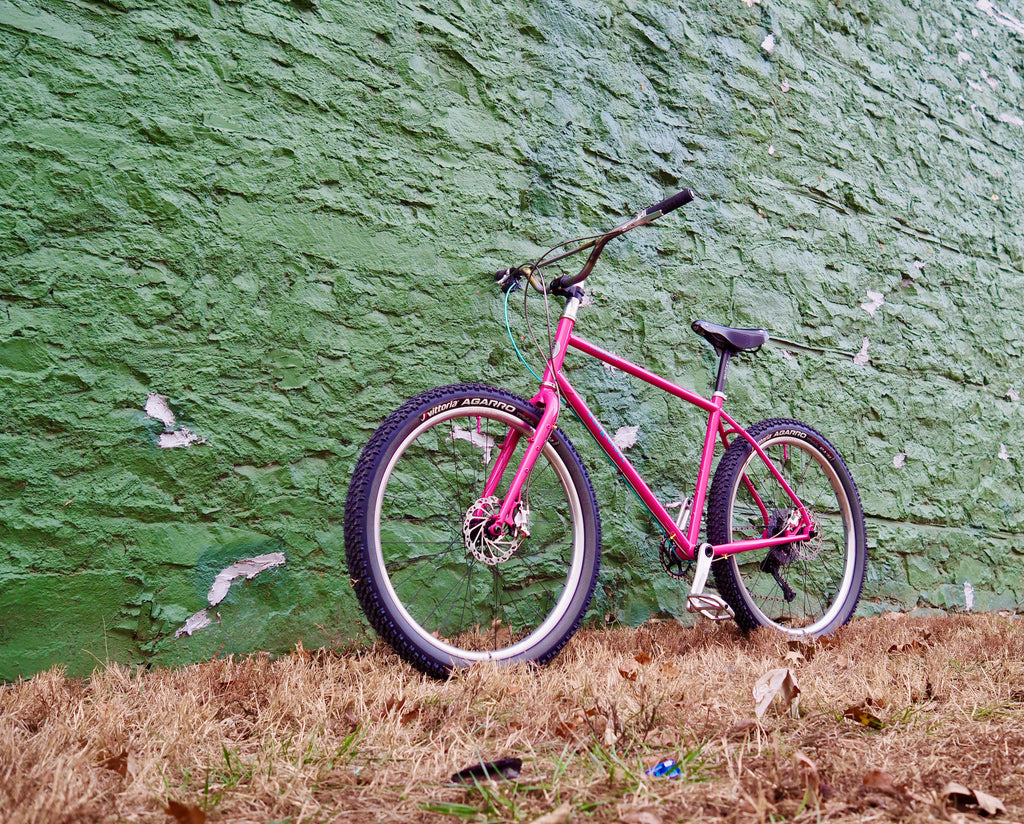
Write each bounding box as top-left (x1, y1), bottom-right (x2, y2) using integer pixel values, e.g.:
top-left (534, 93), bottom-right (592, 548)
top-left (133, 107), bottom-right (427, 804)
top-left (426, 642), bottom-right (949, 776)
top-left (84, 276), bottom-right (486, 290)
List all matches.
top-left (853, 338), bottom-right (871, 367)
top-left (144, 393), bottom-right (206, 449)
top-left (175, 610), bottom-right (212, 638)
top-left (208, 553), bottom-right (287, 605)
top-left (449, 425), bottom-right (496, 464)
top-left (613, 425), bottom-right (639, 450)
top-left (979, 70), bottom-right (1000, 89)
top-left (976, 0), bottom-right (1024, 37)
top-left (175, 553), bottom-right (287, 638)
top-left (861, 291), bottom-right (885, 317)
top-left (144, 394), bottom-right (176, 428)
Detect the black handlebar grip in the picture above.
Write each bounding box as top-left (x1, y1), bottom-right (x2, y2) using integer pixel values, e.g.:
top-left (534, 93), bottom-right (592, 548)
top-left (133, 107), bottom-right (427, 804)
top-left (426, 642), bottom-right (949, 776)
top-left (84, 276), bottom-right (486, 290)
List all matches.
top-left (644, 188), bottom-right (694, 217)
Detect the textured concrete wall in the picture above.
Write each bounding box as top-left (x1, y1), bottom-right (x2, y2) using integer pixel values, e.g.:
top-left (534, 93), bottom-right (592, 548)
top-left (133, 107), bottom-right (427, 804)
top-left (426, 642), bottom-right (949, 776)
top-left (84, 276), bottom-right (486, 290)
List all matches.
top-left (2, 0), bottom-right (1022, 679)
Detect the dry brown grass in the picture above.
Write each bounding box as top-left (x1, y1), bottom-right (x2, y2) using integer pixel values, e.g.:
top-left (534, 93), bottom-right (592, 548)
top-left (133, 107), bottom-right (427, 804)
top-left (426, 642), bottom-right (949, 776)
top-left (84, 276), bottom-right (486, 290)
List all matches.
top-left (2, 613), bottom-right (1023, 824)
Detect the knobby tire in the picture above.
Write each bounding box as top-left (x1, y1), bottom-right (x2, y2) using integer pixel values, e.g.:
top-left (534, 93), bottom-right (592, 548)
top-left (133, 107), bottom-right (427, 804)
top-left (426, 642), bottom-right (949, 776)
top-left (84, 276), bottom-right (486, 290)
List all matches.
top-left (344, 383), bottom-right (601, 678)
top-left (707, 418), bottom-right (867, 636)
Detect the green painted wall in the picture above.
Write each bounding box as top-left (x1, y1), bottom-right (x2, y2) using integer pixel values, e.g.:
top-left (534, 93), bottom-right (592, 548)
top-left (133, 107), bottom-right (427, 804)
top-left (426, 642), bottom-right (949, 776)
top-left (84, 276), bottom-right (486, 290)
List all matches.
top-left (1, 0), bottom-right (1022, 680)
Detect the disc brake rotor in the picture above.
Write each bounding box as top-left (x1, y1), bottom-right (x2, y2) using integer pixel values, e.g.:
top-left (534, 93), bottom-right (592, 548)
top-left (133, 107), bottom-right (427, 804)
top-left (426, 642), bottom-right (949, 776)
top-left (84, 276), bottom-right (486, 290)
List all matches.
top-left (463, 496), bottom-right (526, 566)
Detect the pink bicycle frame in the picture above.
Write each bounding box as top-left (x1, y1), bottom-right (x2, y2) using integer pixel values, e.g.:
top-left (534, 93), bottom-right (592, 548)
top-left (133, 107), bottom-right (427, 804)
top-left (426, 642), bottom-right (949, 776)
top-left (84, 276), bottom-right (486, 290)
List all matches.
top-left (487, 294), bottom-right (815, 562)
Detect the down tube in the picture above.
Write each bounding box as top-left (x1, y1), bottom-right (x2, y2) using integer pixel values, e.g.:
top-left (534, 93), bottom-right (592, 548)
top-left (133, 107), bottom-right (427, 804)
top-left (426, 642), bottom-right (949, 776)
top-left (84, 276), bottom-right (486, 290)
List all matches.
top-left (554, 373), bottom-right (695, 559)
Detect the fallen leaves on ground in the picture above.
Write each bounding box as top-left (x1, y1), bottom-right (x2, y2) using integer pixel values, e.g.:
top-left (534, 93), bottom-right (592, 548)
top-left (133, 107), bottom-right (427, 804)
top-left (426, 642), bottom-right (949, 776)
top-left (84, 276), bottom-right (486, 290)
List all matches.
top-left (943, 781), bottom-right (1006, 816)
top-left (753, 668), bottom-right (800, 718)
top-left (165, 799), bottom-right (205, 824)
top-left (844, 702), bottom-right (885, 729)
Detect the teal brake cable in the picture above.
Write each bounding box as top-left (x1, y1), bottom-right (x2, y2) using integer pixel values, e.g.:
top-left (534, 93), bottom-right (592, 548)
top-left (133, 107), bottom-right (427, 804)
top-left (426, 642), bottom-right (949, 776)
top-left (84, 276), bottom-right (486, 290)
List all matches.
top-left (504, 285), bottom-right (542, 382)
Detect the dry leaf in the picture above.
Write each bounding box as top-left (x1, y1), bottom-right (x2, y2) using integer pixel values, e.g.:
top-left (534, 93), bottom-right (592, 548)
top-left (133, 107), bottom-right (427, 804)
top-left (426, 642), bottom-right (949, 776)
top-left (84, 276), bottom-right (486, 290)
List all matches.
top-left (554, 718), bottom-right (580, 740)
top-left (753, 668), bottom-right (800, 718)
top-left (382, 696), bottom-right (407, 720)
top-left (659, 661), bottom-right (681, 678)
top-left (726, 719), bottom-right (759, 738)
top-left (887, 640), bottom-right (926, 655)
top-left (98, 751), bottom-right (129, 778)
top-left (943, 780), bottom-right (971, 797)
top-left (974, 789), bottom-right (1007, 816)
top-left (620, 811), bottom-right (662, 824)
top-left (530, 801), bottom-right (572, 824)
top-left (793, 750), bottom-right (820, 797)
top-left (862, 770), bottom-right (902, 795)
top-left (166, 799), bottom-right (206, 824)
top-left (342, 701), bottom-right (360, 731)
top-left (618, 660), bottom-right (639, 681)
top-left (784, 649), bottom-right (805, 665)
top-left (634, 652), bottom-right (653, 666)
top-left (844, 704), bottom-right (885, 729)
top-left (942, 781), bottom-right (1006, 816)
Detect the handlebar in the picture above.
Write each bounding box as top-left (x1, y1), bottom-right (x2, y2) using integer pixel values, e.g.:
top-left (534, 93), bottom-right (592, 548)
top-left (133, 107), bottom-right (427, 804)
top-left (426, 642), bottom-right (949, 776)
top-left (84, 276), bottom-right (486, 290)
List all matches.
top-left (644, 187), bottom-right (694, 218)
top-left (494, 187), bottom-right (694, 294)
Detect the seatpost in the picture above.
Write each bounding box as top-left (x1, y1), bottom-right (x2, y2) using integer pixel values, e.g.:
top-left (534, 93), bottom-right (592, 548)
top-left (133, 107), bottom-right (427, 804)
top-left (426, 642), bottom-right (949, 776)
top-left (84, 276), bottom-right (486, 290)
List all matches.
top-left (714, 350), bottom-right (732, 395)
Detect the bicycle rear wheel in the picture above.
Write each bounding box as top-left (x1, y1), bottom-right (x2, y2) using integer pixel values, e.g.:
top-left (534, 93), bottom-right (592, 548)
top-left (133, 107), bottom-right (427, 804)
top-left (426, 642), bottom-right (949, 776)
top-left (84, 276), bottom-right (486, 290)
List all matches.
top-left (344, 383), bottom-right (601, 678)
top-left (707, 418), bottom-right (867, 636)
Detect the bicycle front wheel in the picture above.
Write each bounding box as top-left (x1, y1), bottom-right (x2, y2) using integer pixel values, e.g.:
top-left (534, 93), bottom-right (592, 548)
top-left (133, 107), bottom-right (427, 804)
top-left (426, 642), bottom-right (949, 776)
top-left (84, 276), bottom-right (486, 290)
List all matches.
top-left (707, 418), bottom-right (867, 637)
top-left (344, 383), bottom-right (601, 678)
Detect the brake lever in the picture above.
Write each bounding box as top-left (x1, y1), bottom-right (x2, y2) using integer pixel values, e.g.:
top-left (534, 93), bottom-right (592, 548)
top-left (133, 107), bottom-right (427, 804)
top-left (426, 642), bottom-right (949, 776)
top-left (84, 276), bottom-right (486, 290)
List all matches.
top-left (494, 265), bottom-right (542, 294)
top-left (494, 267), bottom-right (521, 293)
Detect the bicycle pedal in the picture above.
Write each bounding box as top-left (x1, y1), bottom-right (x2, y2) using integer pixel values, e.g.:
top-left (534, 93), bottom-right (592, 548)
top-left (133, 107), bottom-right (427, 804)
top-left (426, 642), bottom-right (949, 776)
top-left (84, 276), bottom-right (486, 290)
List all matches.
top-left (686, 593), bottom-right (735, 622)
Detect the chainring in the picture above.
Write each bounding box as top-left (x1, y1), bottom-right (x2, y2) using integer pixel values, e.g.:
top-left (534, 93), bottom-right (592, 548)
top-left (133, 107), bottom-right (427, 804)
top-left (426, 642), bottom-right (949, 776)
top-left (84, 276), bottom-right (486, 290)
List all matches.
top-left (658, 538), bottom-right (694, 581)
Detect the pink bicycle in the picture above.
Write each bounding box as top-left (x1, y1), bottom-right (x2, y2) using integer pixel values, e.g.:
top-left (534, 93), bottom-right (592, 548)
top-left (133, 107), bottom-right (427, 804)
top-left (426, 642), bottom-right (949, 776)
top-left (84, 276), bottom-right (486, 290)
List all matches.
top-left (345, 189), bottom-right (867, 678)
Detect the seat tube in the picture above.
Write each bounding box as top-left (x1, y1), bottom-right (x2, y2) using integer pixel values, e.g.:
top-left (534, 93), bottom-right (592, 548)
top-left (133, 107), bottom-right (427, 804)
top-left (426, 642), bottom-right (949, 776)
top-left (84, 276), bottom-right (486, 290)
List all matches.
top-left (687, 392), bottom-right (726, 548)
